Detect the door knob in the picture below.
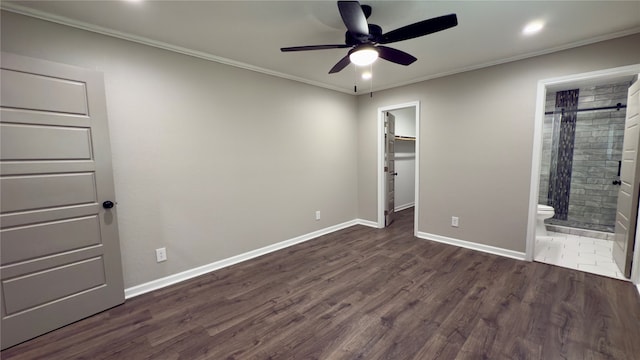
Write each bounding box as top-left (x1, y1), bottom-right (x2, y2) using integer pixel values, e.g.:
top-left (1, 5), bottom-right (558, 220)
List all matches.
top-left (612, 180), bottom-right (622, 185)
top-left (102, 200), bottom-right (115, 209)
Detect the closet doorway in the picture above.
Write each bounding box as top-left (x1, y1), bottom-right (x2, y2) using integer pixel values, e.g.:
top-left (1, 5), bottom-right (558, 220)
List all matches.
top-left (377, 102), bottom-right (420, 235)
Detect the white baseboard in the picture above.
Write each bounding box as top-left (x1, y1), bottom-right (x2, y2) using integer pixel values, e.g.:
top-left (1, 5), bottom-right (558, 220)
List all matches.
top-left (637, 284), bottom-right (640, 296)
top-left (395, 203), bottom-right (415, 212)
top-left (125, 221), bottom-right (530, 299)
top-left (356, 218), bottom-right (380, 228)
top-left (416, 232), bottom-right (527, 261)
top-left (124, 219), bottom-right (360, 299)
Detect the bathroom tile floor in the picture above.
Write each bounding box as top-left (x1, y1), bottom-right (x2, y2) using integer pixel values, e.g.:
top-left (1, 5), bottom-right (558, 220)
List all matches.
top-left (534, 231), bottom-right (627, 280)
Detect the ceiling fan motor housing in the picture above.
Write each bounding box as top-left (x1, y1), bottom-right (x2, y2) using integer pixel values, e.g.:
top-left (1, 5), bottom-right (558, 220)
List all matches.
top-left (345, 24), bottom-right (383, 45)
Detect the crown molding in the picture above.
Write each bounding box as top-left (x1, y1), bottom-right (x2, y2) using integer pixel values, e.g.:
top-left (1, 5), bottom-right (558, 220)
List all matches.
top-left (0, 3), bottom-right (353, 95)
top-left (371, 27), bottom-right (640, 94)
top-left (3, 3), bottom-right (639, 96)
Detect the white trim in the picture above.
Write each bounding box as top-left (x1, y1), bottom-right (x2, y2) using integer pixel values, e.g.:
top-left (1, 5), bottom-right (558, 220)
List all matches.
top-left (414, 102), bottom-right (421, 237)
top-left (395, 202), bottom-right (415, 212)
top-left (632, 141), bottom-right (640, 285)
top-left (377, 101), bottom-right (420, 232)
top-left (527, 65), bottom-right (640, 273)
top-left (377, 109), bottom-right (385, 229)
top-left (368, 28), bottom-right (640, 94)
top-left (356, 218), bottom-right (380, 228)
top-left (535, 65), bottom-right (640, 89)
top-left (637, 284), bottom-right (640, 296)
top-left (417, 232), bottom-right (527, 261)
top-left (0, 3), bottom-right (351, 95)
top-left (124, 219), bottom-right (359, 299)
top-left (525, 80), bottom-right (547, 261)
top-left (4, 3), bottom-right (639, 96)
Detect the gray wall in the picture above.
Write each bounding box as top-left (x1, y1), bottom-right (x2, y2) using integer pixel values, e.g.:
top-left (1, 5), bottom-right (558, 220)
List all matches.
top-left (357, 34), bottom-right (640, 252)
top-left (1, 11), bottom-right (358, 288)
top-left (540, 81), bottom-right (631, 232)
top-left (3, 10), bottom-right (640, 286)
top-left (392, 107), bottom-right (416, 137)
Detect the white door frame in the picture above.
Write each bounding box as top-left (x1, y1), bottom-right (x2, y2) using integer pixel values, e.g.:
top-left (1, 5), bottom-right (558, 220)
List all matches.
top-left (377, 101), bottom-right (420, 235)
top-left (526, 64), bottom-right (640, 285)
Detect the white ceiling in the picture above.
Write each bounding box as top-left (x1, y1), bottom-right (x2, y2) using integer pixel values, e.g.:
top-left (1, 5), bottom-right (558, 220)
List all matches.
top-left (3, 1), bottom-right (640, 95)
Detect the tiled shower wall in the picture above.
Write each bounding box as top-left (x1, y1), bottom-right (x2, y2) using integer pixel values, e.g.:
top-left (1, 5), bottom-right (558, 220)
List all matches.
top-left (539, 81), bottom-right (630, 232)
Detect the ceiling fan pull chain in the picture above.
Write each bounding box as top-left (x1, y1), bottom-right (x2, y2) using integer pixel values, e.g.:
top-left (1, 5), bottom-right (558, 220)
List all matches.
top-left (354, 62), bottom-right (358, 93)
top-left (369, 63), bottom-right (373, 98)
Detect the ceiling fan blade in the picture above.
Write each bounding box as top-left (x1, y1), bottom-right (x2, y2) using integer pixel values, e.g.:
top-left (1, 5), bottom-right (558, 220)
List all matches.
top-left (281, 44), bottom-right (351, 52)
top-left (338, 1), bottom-right (369, 40)
top-left (361, 4), bottom-right (372, 19)
top-left (329, 55), bottom-right (351, 74)
top-left (379, 14), bottom-right (458, 44)
top-left (377, 46), bottom-right (417, 66)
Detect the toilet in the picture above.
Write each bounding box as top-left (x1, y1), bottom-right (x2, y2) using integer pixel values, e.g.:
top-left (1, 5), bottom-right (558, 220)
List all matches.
top-left (536, 204), bottom-right (555, 236)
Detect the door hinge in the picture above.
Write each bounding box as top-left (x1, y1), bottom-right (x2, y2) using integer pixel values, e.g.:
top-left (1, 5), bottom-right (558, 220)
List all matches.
top-left (384, 210), bottom-right (389, 215)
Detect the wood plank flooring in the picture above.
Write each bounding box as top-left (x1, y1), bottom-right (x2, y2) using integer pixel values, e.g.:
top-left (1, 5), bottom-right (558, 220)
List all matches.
top-left (3, 208), bottom-right (640, 359)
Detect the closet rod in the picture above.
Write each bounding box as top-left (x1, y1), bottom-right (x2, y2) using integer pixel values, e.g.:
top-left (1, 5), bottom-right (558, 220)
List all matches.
top-left (544, 102), bottom-right (627, 115)
top-left (395, 135), bottom-right (416, 141)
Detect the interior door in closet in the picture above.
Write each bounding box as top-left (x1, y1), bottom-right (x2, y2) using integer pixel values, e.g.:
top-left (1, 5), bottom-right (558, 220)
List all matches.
top-left (385, 111), bottom-right (396, 226)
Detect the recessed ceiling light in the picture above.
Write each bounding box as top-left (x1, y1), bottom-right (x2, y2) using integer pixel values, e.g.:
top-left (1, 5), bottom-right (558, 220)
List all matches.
top-left (362, 71), bottom-right (372, 80)
top-left (523, 21), bottom-right (544, 35)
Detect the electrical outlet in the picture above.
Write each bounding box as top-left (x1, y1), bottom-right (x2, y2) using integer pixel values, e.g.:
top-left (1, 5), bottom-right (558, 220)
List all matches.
top-left (451, 216), bottom-right (459, 227)
top-left (156, 247), bottom-right (167, 262)
top-left (315, 210), bottom-right (321, 221)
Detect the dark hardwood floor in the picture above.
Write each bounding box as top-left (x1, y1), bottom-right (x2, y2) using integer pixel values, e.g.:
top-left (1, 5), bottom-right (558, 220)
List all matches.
top-left (3, 208), bottom-right (640, 359)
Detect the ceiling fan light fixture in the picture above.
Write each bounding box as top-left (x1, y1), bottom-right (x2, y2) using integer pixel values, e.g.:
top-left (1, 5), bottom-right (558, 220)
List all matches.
top-left (349, 46), bottom-right (379, 66)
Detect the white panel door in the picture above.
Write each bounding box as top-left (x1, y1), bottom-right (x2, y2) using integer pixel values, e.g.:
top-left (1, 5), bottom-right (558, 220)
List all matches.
top-left (0, 52), bottom-right (124, 349)
top-left (613, 79), bottom-right (640, 278)
top-left (385, 112), bottom-right (396, 227)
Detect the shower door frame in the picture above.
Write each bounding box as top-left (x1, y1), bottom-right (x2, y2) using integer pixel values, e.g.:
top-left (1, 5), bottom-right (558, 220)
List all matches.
top-left (526, 64), bottom-right (640, 284)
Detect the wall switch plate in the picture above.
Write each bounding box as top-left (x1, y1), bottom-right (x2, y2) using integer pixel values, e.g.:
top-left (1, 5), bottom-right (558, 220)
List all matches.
top-left (315, 211), bottom-right (321, 220)
top-left (451, 216), bottom-right (459, 227)
top-left (156, 247), bottom-right (167, 262)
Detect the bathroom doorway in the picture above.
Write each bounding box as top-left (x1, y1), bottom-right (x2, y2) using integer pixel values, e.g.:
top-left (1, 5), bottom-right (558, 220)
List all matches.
top-left (527, 65), bottom-right (640, 283)
top-left (377, 101), bottom-right (420, 235)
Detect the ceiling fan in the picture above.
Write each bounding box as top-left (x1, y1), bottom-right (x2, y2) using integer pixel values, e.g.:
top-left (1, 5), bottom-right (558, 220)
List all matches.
top-left (281, 1), bottom-right (458, 74)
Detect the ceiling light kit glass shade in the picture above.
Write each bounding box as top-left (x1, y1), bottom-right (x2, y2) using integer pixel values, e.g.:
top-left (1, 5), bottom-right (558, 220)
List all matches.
top-left (349, 45), bottom-right (379, 66)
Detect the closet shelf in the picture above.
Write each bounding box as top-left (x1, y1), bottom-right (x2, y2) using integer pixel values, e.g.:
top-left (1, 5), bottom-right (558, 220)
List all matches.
top-left (395, 135), bottom-right (416, 141)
